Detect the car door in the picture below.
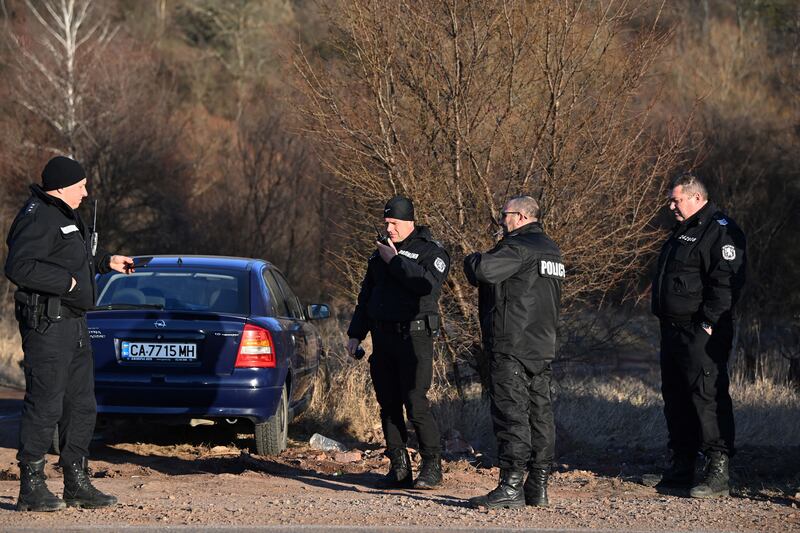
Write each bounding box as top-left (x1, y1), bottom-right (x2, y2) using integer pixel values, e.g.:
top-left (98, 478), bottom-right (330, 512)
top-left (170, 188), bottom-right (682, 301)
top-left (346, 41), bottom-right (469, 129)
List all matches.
top-left (263, 268), bottom-right (311, 405)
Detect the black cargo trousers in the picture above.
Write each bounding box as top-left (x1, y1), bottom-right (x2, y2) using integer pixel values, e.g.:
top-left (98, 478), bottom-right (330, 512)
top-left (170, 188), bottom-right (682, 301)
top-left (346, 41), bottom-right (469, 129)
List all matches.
top-left (17, 315), bottom-right (96, 465)
top-left (369, 323), bottom-right (441, 457)
top-left (490, 352), bottom-right (555, 472)
top-left (659, 320), bottom-right (735, 457)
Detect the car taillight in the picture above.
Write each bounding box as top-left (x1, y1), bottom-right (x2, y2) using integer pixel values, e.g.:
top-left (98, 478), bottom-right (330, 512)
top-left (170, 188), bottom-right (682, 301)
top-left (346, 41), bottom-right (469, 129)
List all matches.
top-left (235, 324), bottom-right (276, 368)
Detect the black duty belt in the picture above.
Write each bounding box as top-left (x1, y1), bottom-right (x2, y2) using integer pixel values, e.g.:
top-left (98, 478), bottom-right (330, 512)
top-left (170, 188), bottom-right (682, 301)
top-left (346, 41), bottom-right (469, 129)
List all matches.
top-left (60, 305), bottom-right (85, 319)
top-left (659, 315), bottom-right (693, 326)
top-left (30, 303), bottom-right (83, 320)
top-left (35, 302), bottom-right (84, 319)
top-left (373, 319), bottom-right (427, 334)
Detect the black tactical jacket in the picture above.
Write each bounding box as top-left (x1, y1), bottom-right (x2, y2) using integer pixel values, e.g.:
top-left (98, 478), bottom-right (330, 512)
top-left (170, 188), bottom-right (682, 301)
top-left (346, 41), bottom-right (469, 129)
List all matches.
top-left (651, 202), bottom-right (746, 326)
top-left (5, 184), bottom-right (112, 314)
top-left (347, 226), bottom-right (450, 340)
top-left (463, 222), bottom-right (564, 361)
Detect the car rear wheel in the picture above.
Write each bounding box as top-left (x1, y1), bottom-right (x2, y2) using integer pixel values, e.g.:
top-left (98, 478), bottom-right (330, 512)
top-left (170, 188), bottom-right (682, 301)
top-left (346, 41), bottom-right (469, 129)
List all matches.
top-left (254, 384), bottom-right (288, 456)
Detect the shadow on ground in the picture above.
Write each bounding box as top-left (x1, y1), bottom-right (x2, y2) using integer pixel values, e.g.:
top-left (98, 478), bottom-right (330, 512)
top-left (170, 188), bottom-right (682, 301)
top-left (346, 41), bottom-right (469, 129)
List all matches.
top-left (1, 386), bottom-right (797, 509)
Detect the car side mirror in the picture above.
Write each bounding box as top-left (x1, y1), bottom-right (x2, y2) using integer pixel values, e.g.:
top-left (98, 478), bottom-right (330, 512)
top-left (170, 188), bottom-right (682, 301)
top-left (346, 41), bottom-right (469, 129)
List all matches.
top-left (306, 304), bottom-right (330, 320)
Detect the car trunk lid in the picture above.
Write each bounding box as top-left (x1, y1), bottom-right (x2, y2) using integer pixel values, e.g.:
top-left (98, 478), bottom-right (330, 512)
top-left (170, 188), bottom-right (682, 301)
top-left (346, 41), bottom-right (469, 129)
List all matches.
top-left (89, 311), bottom-right (246, 376)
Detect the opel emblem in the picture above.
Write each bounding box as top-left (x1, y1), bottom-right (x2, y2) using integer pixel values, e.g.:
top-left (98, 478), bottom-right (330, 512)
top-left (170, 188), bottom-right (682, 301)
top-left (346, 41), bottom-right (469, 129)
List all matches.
top-left (154, 320), bottom-right (167, 328)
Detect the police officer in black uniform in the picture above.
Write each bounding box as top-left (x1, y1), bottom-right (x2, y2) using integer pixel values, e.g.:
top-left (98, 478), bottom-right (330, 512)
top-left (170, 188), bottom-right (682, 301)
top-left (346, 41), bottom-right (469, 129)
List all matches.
top-left (5, 156), bottom-right (134, 512)
top-left (651, 173), bottom-right (746, 498)
top-left (463, 195), bottom-right (564, 509)
top-left (347, 196), bottom-right (450, 490)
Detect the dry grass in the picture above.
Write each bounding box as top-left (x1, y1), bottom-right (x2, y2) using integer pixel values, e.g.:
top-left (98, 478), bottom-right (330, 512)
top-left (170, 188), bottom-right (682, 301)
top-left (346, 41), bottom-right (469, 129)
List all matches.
top-left (2, 310), bottom-right (795, 455)
top-left (304, 310), bottom-right (498, 450)
top-left (0, 318), bottom-right (23, 389)
top-left (303, 310), bottom-right (380, 441)
top-left (554, 372), bottom-right (800, 452)
top-left (308, 350), bottom-right (379, 441)
top-left (308, 322), bottom-right (800, 455)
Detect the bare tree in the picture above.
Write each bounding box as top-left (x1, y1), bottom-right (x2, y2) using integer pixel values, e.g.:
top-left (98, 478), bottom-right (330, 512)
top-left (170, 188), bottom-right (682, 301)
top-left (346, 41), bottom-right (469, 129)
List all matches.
top-left (655, 4), bottom-right (800, 383)
top-left (177, 0), bottom-right (295, 122)
top-left (187, 100), bottom-right (329, 299)
top-left (3, 0), bottom-right (116, 156)
top-left (2, 0), bottom-right (196, 255)
top-left (296, 0), bottom-right (690, 386)
top-left (77, 43), bottom-right (193, 254)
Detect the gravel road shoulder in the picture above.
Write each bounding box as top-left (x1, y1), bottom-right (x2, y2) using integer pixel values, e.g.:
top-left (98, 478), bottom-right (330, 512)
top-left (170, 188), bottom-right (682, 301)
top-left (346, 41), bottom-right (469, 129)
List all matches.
top-left (0, 388), bottom-right (797, 531)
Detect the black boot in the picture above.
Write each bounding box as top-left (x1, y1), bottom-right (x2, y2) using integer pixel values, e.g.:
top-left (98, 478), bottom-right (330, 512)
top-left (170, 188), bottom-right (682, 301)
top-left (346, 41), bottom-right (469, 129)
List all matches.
top-left (413, 454), bottom-right (442, 489)
top-left (690, 451), bottom-right (730, 498)
top-left (523, 468), bottom-right (549, 506)
top-left (642, 451), bottom-right (695, 488)
top-left (16, 459), bottom-right (66, 512)
top-left (469, 470), bottom-right (525, 509)
top-left (62, 458), bottom-right (118, 508)
top-left (657, 451), bottom-right (696, 488)
top-left (376, 448), bottom-right (413, 489)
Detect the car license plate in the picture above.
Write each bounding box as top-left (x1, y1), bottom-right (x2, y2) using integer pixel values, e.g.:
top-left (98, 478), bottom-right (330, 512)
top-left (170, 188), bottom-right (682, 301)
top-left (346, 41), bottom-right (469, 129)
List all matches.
top-left (120, 341), bottom-right (197, 361)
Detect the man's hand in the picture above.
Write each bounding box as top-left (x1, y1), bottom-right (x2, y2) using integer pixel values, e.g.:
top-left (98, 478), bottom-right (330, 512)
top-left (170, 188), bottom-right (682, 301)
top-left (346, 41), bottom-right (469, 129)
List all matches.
top-left (69, 277), bottom-right (77, 292)
top-left (701, 323), bottom-right (713, 336)
top-left (377, 239), bottom-right (398, 263)
top-left (110, 255), bottom-right (135, 274)
top-left (347, 338), bottom-right (360, 357)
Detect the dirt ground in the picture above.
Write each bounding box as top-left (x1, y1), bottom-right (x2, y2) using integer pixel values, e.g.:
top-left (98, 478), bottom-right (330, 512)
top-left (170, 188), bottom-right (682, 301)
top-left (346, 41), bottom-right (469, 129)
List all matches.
top-left (0, 387), bottom-right (798, 532)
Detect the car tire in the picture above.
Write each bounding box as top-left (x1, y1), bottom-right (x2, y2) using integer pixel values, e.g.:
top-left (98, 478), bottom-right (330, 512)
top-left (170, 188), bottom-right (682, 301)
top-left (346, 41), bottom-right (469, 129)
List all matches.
top-left (254, 384), bottom-right (288, 456)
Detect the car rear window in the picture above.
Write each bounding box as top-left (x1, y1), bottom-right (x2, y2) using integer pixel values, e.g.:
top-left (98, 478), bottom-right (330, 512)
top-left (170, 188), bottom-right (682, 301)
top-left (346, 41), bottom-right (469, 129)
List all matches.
top-left (96, 268), bottom-right (249, 314)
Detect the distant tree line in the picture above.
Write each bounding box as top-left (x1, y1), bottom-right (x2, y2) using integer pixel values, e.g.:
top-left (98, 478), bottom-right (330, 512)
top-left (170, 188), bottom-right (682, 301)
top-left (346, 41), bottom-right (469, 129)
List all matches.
top-left (0, 0), bottom-right (797, 385)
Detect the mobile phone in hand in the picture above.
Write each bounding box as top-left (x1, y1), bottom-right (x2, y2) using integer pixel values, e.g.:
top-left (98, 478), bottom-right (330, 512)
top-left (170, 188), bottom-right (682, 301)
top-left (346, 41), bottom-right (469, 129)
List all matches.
top-left (127, 256), bottom-right (152, 272)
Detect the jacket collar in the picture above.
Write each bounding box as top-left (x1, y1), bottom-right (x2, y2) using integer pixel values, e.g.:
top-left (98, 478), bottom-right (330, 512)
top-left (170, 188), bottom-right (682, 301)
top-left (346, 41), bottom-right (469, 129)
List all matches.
top-left (676, 201), bottom-right (716, 231)
top-left (507, 221), bottom-right (543, 238)
top-left (395, 225), bottom-right (432, 248)
top-left (30, 184), bottom-right (77, 220)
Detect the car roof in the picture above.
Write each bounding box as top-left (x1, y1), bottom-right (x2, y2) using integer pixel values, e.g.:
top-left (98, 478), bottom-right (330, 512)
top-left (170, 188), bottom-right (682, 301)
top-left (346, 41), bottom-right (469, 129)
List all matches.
top-left (131, 255), bottom-right (273, 271)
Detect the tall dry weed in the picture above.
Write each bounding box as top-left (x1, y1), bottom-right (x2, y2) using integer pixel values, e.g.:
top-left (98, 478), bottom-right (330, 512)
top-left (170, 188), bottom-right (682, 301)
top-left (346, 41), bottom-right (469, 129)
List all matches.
top-left (305, 307), bottom-right (381, 441)
top-left (306, 309), bottom-right (497, 449)
top-left (0, 316), bottom-right (23, 388)
top-left (555, 373), bottom-right (800, 452)
top-left (309, 313), bottom-right (799, 455)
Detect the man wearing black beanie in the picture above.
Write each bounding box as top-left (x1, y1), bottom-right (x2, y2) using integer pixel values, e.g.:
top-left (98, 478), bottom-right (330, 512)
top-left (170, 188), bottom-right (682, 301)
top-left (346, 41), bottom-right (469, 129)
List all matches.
top-left (347, 195), bottom-right (450, 490)
top-left (5, 156), bottom-right (135, 512)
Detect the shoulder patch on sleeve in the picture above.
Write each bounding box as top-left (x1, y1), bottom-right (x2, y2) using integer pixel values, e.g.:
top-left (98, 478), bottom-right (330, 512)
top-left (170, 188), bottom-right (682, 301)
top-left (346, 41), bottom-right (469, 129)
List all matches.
top-left (539, 259), bottom-right (566, 279)
top-left (434, 257), bottom-right (447, 273)
top-left (716, 217), bottom-right (728, 226)
top-left (721, 244), bottom-right (736, 261)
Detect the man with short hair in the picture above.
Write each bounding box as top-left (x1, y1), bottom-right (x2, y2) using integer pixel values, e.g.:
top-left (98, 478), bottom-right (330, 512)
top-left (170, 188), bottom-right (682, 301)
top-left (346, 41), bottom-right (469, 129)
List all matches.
top-left (6, 156), bottom-right (134, 511)
top-left (347, 195), bottom-right (450, 490)
top-left (464, 195), bottom-right (565, 509)
top-left (651, 172), bottom-right (746, 498)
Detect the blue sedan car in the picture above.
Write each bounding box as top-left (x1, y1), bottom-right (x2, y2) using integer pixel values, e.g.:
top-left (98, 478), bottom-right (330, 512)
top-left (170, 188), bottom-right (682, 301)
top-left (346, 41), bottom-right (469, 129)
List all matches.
top-left (87, 255), bottom-right (328, 455)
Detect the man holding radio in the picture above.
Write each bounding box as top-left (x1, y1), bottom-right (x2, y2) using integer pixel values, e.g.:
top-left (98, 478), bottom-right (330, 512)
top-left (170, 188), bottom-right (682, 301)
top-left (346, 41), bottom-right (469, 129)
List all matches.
top-left (347, 195), bottom-right (450, 490)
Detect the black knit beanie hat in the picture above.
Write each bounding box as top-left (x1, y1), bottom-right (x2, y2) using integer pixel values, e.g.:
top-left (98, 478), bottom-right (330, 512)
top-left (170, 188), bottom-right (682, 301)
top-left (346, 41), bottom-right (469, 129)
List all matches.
top-left (41, 156), bottom-right (86, 191)
top-left (384, 195), bottom-right (414, 221)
